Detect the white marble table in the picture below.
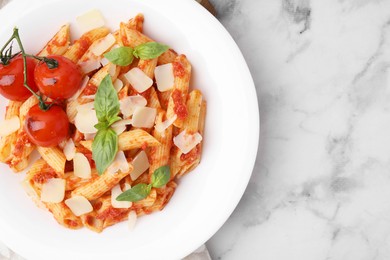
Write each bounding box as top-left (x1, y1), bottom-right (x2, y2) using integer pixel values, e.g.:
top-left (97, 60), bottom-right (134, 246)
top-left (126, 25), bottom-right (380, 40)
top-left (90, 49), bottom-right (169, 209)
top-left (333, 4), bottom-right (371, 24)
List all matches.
top-left (206, 0), bottom-right (390, 259)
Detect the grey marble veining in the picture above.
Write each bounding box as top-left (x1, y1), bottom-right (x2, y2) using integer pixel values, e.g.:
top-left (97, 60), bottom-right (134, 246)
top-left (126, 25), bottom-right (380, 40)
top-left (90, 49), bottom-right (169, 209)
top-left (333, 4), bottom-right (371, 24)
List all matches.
top-left (207, 0), bottom-right (390, 259)
top-left (1, 0), bottom-right (390, 259)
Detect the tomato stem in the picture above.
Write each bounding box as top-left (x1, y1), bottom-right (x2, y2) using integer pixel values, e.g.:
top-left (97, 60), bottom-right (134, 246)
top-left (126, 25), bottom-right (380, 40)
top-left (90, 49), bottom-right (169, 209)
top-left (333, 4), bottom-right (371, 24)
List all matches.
top-left (25, 54), bottom-right (58, 69)
top-left (8, 28), bottom-right (51, 111)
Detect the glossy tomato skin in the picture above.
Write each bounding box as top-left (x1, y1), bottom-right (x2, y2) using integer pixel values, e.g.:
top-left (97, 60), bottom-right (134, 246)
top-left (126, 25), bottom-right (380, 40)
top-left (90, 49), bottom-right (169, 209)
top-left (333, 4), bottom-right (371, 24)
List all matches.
top-left (24, 104), bottom-right (69, 147)
top-left (34, 55), bottom-right (82, 99)
top-left (0, 55), bottom-right (38, 101)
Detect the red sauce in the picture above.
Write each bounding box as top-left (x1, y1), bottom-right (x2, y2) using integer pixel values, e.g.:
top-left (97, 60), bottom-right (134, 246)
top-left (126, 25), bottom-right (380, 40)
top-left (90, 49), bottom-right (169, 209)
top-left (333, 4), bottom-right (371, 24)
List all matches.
top-left (82, 82), bottom-right (97, 96)
top-left (93, 201), bottom-right (103, 211)
top-left (10, 131), bottom-right (31, 166)
top-left (180, 144), bottom-right (200, 163)
top-left (173, 60), bottom-right (186, 78)
top-left (53, 35), bottom-right (66, 46)
top-left (141, 142), bottom-right (148, 150)
top-left (85, 215), bottom-right (95, 226)
top-left (65, 219), bottom-right (80, 228)
top-left (172, 89), bottom-right (188, 119)
top-left (96, 207), bottom-right (128, 222)
top-left (74, 37), bottom-right (91, 60)
top-left (32, 171), bottom-right (57, 184)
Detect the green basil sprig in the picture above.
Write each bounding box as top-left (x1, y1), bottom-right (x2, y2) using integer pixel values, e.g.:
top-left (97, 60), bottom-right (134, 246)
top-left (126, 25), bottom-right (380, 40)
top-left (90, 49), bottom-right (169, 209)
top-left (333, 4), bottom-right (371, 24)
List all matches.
top-left (103, 47), bottom-right (134, 67)
top-left (133, 42), bottom-right (169, 60)
top-left (116, 165), bottom-right (171, 202)
top-left (92, 75), bottom-right (121, 175)
top-left (104, 42), bottom-right (169, 66)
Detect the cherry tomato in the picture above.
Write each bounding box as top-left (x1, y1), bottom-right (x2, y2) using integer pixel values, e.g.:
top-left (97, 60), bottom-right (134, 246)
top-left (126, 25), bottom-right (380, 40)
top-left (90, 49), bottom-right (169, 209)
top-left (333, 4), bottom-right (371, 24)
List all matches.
top-left (24, 104), bottom-right (69, 147)
top-left (34, 55), bottom-right (82, 100)
top-left (0, 55), bottom-right (38, 101)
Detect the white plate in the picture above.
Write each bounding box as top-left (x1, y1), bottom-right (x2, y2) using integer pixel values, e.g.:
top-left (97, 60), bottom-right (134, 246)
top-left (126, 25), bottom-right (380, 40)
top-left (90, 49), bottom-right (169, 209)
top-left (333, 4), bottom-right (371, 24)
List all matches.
top-left (0, 0), bottom-right (259, 259)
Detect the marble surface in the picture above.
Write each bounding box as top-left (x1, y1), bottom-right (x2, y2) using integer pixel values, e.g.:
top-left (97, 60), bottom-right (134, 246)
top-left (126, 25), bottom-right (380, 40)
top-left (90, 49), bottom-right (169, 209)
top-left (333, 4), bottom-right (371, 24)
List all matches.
top-left (2, 0), bottom-right (390, 259)
top-left (206, 0), bottom-right (390, 259)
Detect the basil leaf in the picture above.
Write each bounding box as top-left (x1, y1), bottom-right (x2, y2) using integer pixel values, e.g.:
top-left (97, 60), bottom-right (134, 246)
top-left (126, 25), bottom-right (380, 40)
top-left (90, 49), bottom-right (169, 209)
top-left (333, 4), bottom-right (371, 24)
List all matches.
top-left (104, 47), bottom-right (134, 66)
top-left (116, 183), bottom-right (152, 202)
top-left (151, 165), bottom-right (171, 188)
top-left (94, 75), bottom-right (120, 123)
top-left (133, 42), bottom-right (169, 60)
top-left (92, 128), bottom-right (118, 175)
top-left (94, 122), bottom-right (108, 131)
top-left (107, 115), bottom-right (121, 127)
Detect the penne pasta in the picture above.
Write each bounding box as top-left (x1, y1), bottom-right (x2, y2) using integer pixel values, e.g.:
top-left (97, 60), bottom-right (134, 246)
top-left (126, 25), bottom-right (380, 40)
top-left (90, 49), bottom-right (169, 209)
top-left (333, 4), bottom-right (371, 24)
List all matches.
top-left (37, 146), bottom-right (66, 177)
top-left (118, 129), bottom-right (160, 150)
top-left (38, 24), bottom-right (70, 56)
top-left (148, 110), bottom-right (172, 181)
top-left (166, 55), bottom-right (191, 128)
top-left (64, 27), bottom-right (110, 63)
top-left (45, 201), bottom-right (83, 229)
top-left (72, 165), bottom-right (132, 201)
top-left (0, 101), bottom-right (22, 163)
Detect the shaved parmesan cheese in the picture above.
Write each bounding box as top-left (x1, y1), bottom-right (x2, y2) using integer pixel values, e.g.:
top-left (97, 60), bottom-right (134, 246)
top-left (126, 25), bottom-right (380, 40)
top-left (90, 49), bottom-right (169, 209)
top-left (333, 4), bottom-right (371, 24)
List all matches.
top-left (63, 139), bottom-right (76, 161)
top-left (111, 184), bottom-right (132, 209)
top-left (128, 211), bottom-right (137, 231)
top-left (82, 95), bottom-right (95, 100)
top-left (0, 116), bottom-right (20, 136)
top-left (132, 107), bottom-right (157, 128)
top-left (107, 151), bottom-right (129, 175)
top-left (41, 178), bottom-right (66, 203)
top-left (76, 9), bottom-right (105, 34)
top-left (84, 133), bottom-right (96, 141)
top-left (111, 119), bottom-right (132, 135)
top-left (73, 153), bottom-right (92, 179)
top-left (173, 130), bottom-right (203, 154)
top-left (124, 183), bottom-right (131, 190)
top-left (112, 125), bottom-right (126, 135)
top-left (108, 63), bottom-right (117, 77)
top-left (155, 114), bottom-right (177, 133)
top-left (112, 119), bottom-right (133, 128)
top-left (91, 33), bottom-right (116, 56)
top-left (75, 108), bottom-right (98, 134)
top-left (65, 196), bottom-right (93, 216)
top-left (113, 78), bottom-right (124, 92)
top-left (69, 76), bottom-right (89, 101)
top-left (79, 59), bottom-right (101, 74)
top-left (119, 95), bottom-right (147, 118)
top-left (76, 101), bottom-right (95, 112)
top-left (130, 150), bottom-right (150, 181)
top-left (154, 63), bottom-right (174, 92)
top-left (100, 57), bottom-right (110, 66)
top-left (124, 68), bottom-right (153, 93)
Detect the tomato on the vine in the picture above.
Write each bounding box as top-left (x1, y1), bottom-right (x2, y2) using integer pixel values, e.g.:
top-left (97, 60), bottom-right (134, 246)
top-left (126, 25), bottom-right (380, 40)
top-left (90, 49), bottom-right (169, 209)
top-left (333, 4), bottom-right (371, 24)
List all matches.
top-left (0, 55), bottom-right (38, 101)
top-left (24, 104), bottom-right (69, 147)
top-left (34, 55), bottom-right (83, 99)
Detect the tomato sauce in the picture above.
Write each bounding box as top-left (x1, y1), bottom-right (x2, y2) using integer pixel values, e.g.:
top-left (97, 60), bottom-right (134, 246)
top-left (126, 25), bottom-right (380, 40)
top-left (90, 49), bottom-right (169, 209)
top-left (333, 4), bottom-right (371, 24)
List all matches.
top-left (74, 37), bottom-right (91, 60)
top-left (96, 207), bottom-right (128, 222)
top-left (180, 144), bottom-right (200, 163)
top-left (172, 89), bottom-right (188, 119)
top-left (10, 131), bottom-right (31, 166)
top-left (173, 60), bottom-right (186, 78)
top-left (32, 171), bottom-right (57, 184)
top-left (82, 82), bottom-right (97, 96)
